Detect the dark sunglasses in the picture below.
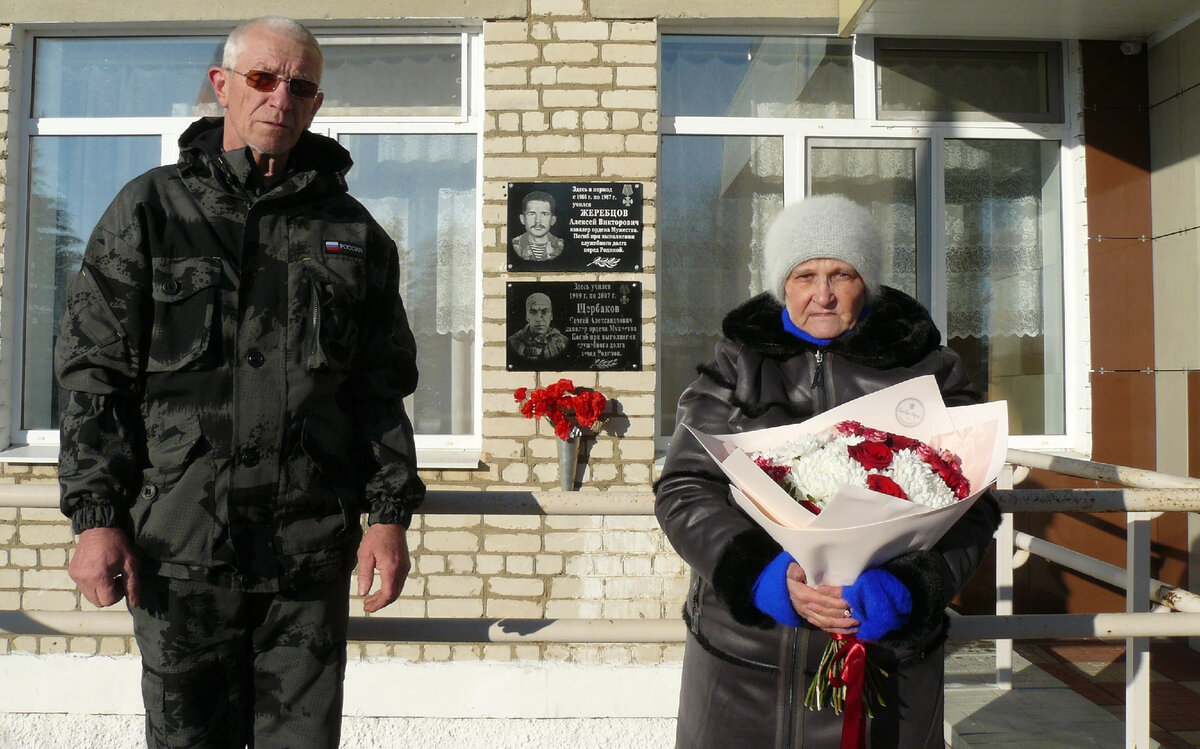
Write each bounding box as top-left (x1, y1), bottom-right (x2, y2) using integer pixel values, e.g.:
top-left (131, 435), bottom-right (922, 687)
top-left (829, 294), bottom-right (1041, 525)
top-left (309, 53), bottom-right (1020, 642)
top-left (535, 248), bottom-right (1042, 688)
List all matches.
top-left (231, 69), bottom-right (320, 99)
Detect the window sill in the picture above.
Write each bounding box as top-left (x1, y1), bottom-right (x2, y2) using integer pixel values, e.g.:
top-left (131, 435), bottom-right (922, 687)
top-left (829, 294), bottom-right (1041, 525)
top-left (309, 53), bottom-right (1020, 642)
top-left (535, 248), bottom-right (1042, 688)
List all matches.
top-left (0, 444), bottom-right (59, 464)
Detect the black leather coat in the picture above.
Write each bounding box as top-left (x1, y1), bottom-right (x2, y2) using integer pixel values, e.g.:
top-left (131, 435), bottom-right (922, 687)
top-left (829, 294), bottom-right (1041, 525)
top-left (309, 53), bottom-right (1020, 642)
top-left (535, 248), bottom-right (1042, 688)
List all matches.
top-left (656, 289), bottom-right (1001, 748)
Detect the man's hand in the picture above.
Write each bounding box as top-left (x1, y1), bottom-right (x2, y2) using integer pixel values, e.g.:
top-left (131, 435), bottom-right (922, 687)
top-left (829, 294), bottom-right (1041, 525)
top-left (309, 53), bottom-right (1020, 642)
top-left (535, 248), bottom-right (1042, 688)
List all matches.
top-left (69, 527), bottom-right (141, 608)
top-left (785, 561), bottom-right (858, 636)
top-left (356, 523), bottom-right (411, 613)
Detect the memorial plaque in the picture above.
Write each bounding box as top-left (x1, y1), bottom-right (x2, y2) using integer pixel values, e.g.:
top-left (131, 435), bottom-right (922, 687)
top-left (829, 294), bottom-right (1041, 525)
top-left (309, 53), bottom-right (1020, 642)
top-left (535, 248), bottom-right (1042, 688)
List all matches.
top-left (507, 182), bottom-right (643, 272)
top-left (506, 281), bottom-right (642, 372)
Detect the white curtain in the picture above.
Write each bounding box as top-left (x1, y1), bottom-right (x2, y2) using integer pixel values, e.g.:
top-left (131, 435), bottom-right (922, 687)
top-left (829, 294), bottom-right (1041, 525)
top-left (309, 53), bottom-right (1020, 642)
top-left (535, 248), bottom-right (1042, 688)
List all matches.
top-left (435, 188), bottom-right (476, 336)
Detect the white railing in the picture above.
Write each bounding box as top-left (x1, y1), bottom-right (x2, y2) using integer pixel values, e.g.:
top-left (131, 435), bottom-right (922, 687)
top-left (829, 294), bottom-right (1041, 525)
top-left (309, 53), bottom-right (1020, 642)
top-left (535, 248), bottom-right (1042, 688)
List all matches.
top-left (4, 456), bottom-right (1200, 749)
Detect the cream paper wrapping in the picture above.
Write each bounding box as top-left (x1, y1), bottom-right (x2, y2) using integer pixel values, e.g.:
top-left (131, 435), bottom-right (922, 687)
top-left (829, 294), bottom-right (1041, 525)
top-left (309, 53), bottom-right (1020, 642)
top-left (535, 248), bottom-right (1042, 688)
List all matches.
top-left (686, 375), bottom-right (1008, 586)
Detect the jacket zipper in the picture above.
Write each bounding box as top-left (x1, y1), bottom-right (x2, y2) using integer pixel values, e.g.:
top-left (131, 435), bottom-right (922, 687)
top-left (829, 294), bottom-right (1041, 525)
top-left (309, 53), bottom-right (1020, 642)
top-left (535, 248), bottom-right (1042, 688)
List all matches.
top-left (780, 348), bottom-right (834, 748)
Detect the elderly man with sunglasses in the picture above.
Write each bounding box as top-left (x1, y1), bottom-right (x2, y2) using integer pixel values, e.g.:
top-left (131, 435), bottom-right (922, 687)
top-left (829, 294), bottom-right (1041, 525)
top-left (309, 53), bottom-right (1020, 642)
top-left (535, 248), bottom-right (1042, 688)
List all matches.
top-left (55, 16), bottom-right (424, 749)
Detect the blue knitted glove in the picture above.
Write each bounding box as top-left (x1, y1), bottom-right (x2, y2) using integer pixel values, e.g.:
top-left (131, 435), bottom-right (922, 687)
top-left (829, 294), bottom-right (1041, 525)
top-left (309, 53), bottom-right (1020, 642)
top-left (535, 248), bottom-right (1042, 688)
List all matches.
top-left (752, 551), bottom-right (802, 627)
top-left (843, 567), bottom-right (912, 642)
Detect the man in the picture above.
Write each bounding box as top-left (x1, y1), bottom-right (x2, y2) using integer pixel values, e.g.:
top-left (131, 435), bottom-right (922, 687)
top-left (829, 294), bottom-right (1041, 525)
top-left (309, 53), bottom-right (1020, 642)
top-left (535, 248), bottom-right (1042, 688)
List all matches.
top-left (507, 292), bottom-right (575, 367)
top-left (55, 17), bottom-right (424, 749)
top-left (511, 190), bottom-right (565, 261)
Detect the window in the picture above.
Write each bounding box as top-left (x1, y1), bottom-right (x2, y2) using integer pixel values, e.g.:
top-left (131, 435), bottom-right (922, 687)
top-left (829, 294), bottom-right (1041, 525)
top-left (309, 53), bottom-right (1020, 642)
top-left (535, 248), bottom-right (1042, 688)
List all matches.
top-left (659, 34), bottom-right (1080, 450)
top-left (13, 30), bottom-right (482, 463)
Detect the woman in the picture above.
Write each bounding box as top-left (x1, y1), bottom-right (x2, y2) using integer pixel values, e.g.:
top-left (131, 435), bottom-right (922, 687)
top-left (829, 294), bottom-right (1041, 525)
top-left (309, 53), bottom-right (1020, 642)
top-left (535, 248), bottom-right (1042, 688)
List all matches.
top-left (656, 195), bottom-right (1001, 748)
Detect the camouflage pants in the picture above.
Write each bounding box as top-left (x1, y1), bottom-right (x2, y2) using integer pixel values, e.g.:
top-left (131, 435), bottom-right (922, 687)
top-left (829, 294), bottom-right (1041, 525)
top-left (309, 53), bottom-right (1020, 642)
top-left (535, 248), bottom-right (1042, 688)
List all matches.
top-left (130, 574), bottom-right (350, 749)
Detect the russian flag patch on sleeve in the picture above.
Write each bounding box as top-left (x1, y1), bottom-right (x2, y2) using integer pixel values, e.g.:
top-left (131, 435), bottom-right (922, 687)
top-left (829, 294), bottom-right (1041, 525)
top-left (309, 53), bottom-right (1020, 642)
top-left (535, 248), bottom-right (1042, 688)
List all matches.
top-left (323, 240), bottom-right (365, 257)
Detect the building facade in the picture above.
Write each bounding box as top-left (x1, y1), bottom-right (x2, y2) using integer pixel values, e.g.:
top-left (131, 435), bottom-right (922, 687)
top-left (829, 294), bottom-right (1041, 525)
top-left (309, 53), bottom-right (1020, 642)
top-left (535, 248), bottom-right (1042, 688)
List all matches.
top-left (1, 0), bottom-right (1199, 744)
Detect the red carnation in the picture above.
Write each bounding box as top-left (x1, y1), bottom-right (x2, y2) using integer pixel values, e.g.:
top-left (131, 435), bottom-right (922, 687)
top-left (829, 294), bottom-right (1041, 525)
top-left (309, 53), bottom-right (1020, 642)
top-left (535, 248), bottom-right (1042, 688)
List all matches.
top-left (867, 474), bottom-right (908, 500)
top-left (514, 387), bottom-right (527, 401)
top-left (848, 441), bottom-right (894, 470)
top-left (754, 456), bottom-right (792, 483)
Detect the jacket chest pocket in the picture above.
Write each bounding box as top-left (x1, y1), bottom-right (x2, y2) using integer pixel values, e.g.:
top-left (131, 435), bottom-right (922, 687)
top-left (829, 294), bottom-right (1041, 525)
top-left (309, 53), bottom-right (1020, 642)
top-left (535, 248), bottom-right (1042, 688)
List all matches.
top-left (146, 256), bottom-right (223, 372)
top-left (300, 254), bottom-right (366, 371)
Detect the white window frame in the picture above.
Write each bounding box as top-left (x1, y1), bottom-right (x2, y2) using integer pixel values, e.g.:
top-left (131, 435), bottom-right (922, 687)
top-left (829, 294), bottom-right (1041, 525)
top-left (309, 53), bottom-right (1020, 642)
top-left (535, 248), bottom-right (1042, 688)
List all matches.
top-left (657, 32), bottom-right (1089, 455)
top-left (3, 26), bottom-right (485, 467)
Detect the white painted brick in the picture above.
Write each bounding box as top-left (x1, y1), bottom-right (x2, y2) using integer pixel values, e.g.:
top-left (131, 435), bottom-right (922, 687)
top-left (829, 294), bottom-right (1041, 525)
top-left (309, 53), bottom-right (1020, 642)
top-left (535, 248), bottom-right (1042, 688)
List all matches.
top-left (601, 647), bottom-right (633, 665)
top-left (497, 112), bottom-right (521, 131)
top-left (610, 21), bottom-right (657, 42)
top-left (583, 133), bottom-right (625, 153)
top-left (601, 89), bottom-right (657, 110)
top-left (22, 568), bottom-right (75, 590)
top-left (544, 531), bottom-right (603, 553)
top-left (486, 515), bottom-right (542, 530)
top-left (484, 21), bottom-right (530, 43)
top-left (555, 21), bottom-right (609, 41)
top-left (487, 89), bottom-right (540, 110)
top-left (417, 555), bottom-right (446, 574)
top-left (40, 548), bottom-right (68, 567)
top-left (623, 556), bottom-right (653, 576)
top-left (526, 134), bottom-right (582, 153)
top-left (476, 554), bottom-right (505, 574)
top-left (486, 67), bottom-right (528, 86)
top-left (483, 156), bottom-right (540, 179)
top-left (602, 43), bottom-right (658, 65)
top-left (20, 508), bottom-right (63, 522)
top-left (486, 599), bottom-right (543, 618)
top-left (485, 43), bottom-right (540, 64)
top-left (542, 157), bottom-right (599, 176)
top-left (603, 531), bottom-right (659, 553)
top-left (428, 599), bottom-right (484, 617)
top-left (484, 136), bottom-right (523, 154)
top-left (563, 555), bottom-right (592, 575)
top-left (588, 463), bottom-right (619, 482)
top-left (643, 112), bottom-right (659, 131)
top-left (625, 133), bottom-right (658, 153)
top-left (654, 553), bottom-right (686, 576)
top-left (423, 514), bottom-right (481, 529)
top-left (543, 89), bottom-right (599, 108)
top-left (422, 530), bottom-right (481, 553)
top-left (582, 110), bottom-right (610, 130)
top-left (624, 463), bottom-right (652, 484)
top-left (557, 66), bottom-right (614, 85)
top-left (447, 554), bottom-right (476, 573)
top-left (22, 589), bottom-right (78, 611)
top-left (608, 577), bottom-right (663, 599)
top-left (542, 43), bottom-right (599, 65)
top-left (530, 22), bottom-right (553, 41)
top-left (99, 637), bottom-right (128, 656)
top-left (535, 554), bottom-right (563, 575)
top-left (602, 600), bottom-right (663, 619)
top-left (488, 577), bottom-right (545, 597)
top-left (427, 575), bottom-right (484, 597)
top-left (616, 439), bottom-right (656, 460)
top-left (18, 523), bottom-right (72, 544)
top-left (530, 65), bottom-right (557, 85)
top-left (506, 555), bottom-right (535, 575)
top-left (483, 533), bottom-right (541, 553)
top-left (602, 156), bottom-right (657, 179)
top-left (551, 110), bottom-right (580, 129)
top-left (545, 599), bottom-right (602, 618)
top-left (592, 555), bottom-right (624, 575)
top-left (0, 523), bottom-right (14, 544)
top-left (10, 548), bottom-right (37, 567)
top-left (611, 110), bottom-right (640, 130)
top-left (616, 66), bottom-right (657, 88)
top-left (532, 0), bottom-right (583, 15)
top-left (522, 111), bottom-right (550, 131)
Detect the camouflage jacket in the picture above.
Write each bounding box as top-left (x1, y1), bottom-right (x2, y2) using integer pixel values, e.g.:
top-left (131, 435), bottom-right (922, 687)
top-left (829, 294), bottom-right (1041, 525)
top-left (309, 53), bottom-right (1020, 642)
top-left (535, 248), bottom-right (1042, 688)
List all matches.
top-left (56, 117), bottom-right (425, 589)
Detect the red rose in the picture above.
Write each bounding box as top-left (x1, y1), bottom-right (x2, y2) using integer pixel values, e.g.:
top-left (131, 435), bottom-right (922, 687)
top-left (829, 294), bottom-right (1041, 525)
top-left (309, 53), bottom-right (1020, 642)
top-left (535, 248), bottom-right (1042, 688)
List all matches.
top-left (867, 474), bottom-right (908, 500)
top-left (848, 441), bottom-right (895, 470)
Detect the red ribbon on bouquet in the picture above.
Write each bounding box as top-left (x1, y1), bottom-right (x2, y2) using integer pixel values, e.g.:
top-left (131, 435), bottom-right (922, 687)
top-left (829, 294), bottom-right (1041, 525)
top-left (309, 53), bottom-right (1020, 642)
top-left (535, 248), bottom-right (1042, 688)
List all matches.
top-left (828, 634), bottom-right (867, 749)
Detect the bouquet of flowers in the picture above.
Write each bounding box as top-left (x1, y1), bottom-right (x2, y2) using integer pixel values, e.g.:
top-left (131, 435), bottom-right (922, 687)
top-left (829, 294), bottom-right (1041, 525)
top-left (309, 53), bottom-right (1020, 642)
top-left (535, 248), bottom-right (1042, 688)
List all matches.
top-left (750, 419), bottom-right (971, 516)
top-left (686, 376), bottom-right (1008, 747)
top-left (514, 378), bottom-right (607, 441)
top-left (748, 419), bottom-right (973, 723)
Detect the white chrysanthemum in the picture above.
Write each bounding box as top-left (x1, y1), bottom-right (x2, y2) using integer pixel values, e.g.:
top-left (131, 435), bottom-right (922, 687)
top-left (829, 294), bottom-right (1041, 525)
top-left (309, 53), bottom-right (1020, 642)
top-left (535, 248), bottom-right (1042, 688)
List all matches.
top-left (755, 433), bottom-right (829, 463)
top-left (789, 439), bottom-right (868, 507)
top-left (886, 449), bottom-right (956, 508)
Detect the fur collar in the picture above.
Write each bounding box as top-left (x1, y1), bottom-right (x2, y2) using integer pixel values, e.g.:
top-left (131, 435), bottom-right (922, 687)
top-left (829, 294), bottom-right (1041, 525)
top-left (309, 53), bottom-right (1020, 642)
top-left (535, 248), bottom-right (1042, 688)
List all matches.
top-left (721, 287), bottom-right (943, 369)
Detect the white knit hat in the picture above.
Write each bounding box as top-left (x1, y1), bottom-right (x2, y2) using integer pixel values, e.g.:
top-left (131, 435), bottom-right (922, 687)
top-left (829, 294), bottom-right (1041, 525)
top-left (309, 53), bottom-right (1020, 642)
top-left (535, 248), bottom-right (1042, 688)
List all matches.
top-left (763, 195), bottom-right (884, 302)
